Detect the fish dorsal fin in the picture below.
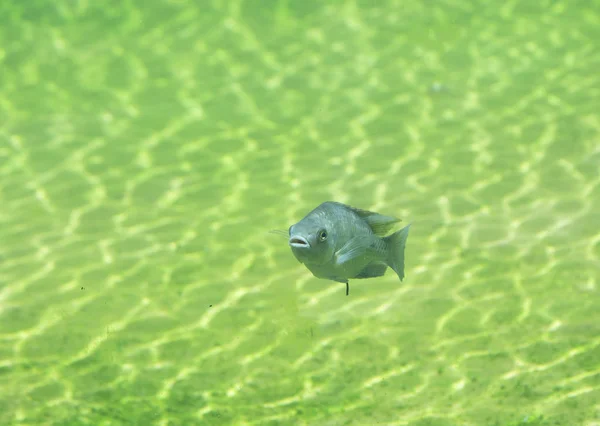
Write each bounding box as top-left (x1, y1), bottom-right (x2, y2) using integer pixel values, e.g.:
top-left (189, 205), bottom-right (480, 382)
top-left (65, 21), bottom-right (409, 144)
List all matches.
top-left (336, 202), bottom-right (401, 236)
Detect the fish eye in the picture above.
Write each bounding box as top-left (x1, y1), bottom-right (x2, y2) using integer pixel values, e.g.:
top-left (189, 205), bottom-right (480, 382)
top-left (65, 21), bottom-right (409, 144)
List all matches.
top-left (318, 230), bottom-right (327, 241)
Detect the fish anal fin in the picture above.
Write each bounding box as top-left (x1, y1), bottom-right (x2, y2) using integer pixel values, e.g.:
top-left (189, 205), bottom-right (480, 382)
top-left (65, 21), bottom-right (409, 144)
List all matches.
top-left (354, 262), bottom-right (388, 279)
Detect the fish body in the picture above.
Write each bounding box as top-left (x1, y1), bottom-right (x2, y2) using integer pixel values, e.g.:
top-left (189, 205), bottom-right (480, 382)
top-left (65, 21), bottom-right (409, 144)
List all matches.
top-left (288, 202), bottom-right (410, 293)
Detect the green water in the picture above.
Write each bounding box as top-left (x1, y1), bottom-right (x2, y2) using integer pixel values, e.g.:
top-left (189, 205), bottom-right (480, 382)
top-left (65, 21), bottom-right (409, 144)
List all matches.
top-left (1, 0), bottom-right (599, 425)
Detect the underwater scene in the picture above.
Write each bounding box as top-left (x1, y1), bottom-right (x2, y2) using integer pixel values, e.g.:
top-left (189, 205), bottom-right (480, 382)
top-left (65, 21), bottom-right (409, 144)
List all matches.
top-left (1, 0), bottom-right (599, 425)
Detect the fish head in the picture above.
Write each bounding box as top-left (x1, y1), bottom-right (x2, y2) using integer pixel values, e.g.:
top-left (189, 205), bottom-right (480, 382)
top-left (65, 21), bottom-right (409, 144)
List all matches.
top-left (288, 217), bottom-right (335, 265)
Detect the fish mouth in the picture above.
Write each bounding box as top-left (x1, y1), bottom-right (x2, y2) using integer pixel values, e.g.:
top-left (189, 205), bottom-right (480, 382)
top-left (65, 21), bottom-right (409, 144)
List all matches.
top-left (289, 236), bottom-right (310, 248)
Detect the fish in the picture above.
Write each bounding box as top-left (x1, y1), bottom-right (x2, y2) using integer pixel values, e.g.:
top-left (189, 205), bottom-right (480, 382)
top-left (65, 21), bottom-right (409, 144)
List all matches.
top-left (287, 201), bottom-right (410, 296)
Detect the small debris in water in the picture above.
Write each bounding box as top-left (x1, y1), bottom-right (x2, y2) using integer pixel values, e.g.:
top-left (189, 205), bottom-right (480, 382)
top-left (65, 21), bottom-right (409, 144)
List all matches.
top-left (429, 82), bottom-right (449, 93)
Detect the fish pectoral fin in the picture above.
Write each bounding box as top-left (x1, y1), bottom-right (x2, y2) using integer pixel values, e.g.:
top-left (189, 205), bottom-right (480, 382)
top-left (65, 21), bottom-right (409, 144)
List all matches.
top-left (354, 262), bottom-right (387, 279)
top-left (335, 237), bottom-right (370, 265)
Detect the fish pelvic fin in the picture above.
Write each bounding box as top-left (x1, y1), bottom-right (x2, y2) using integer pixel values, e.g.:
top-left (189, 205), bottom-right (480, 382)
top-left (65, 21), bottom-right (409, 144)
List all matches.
top-left (383, 224), bottom-right (410, 281)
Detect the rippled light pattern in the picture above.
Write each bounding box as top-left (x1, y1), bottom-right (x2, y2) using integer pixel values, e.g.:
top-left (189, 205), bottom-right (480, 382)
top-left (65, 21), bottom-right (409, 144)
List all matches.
top-left (1, 0), bottom-right (599, 425)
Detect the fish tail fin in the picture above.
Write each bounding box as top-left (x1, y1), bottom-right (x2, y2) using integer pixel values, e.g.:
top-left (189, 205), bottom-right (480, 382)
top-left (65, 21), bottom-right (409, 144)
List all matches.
top-left (383, 224), bottom-right (411, 281)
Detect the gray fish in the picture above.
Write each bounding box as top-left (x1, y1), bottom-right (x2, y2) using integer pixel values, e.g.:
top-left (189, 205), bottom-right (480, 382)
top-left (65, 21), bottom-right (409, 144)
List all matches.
top-left (288, 201), bottom-right (410, 295)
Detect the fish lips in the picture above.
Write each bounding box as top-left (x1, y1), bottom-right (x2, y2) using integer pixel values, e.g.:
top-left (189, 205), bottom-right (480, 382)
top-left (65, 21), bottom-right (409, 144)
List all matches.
top-left (289, 235), bottom-right (310, 249)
